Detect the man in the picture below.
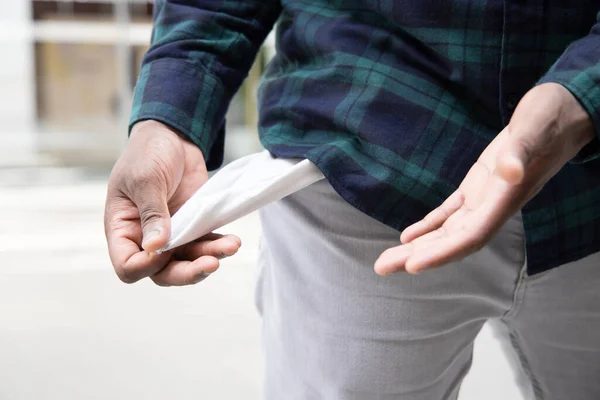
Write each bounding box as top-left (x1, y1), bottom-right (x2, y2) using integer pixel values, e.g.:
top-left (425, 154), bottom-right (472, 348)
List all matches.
top-left (104, 1), bottom-right (600, 398)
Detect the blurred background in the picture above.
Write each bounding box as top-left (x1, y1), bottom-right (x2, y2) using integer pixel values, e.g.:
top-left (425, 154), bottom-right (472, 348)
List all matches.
top-left (0, 1), bottom-right (525, 399)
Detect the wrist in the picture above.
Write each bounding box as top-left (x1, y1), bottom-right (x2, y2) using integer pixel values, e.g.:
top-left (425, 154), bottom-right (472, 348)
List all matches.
top-left (131, 120), bottom-right (184, 141)
top-left (551, 83), bottom-right (596, 148)
top-left (130, 119), bottom-right (202, 153)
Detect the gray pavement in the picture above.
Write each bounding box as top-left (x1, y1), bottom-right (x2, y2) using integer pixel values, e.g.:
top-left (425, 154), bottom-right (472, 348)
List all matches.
top-left (0, 179), bottom-right (525, 400)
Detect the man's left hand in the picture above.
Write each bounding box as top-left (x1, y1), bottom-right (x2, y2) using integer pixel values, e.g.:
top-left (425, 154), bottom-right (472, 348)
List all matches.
top-left (375, 83), bottom-right (596, 275)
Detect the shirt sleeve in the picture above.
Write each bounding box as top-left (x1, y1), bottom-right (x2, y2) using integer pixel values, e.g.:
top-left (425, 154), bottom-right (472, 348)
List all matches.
top-left (538, 11), bottom-right (600, 163)
top-left (129, 0), bottom-right (281, 170)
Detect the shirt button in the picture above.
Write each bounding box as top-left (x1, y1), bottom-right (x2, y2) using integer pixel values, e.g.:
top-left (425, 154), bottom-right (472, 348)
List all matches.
top-left (506, 94), bottom-right (519, 111)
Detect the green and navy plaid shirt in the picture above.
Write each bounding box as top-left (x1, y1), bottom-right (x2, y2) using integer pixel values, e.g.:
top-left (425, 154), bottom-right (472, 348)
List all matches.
top-left (131, 0), bottom-right (600, 275)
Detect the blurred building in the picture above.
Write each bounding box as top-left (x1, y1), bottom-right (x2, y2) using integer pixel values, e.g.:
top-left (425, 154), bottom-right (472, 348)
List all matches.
top-left (0, 0), bottom-right (268, 177)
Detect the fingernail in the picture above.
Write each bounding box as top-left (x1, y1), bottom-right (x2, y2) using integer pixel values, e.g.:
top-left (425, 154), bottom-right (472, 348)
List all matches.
top-left (142, 229), bottom-right (160, 246)
top-left (193, 271), bottom-right (211, 284)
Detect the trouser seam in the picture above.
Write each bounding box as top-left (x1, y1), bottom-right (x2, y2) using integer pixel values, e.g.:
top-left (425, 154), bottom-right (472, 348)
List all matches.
top-left (502, 257), bottom-right (528, 320)
top-left (452, 343), bottom-right (477, 400)
top-left (502, 215), bottom-right (528, 319)
top-left (499, 319), bottom-right (545, 400)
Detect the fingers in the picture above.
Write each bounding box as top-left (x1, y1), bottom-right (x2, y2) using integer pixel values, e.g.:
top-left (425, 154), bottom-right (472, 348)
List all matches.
top-left (375, 227), bottom-right (483, 275)
top-left (150, 233), bottom-right (242, 287)
top-left (400, 191), bottom-right (464, 244)
top-left (106, 193), bottom-right (241, 286)
top-left (404, 230), bottom-right (484, 273)
top-left (150, 256), bottom-right (220, 287)
top-left (115, 248), bottom-right (172, 284)
top-left (109, 233), bottom-right (240, 287)
top-left (105, 199), bottom-right (172, 283)
top-left (376, 181), bottom-right (511, 275)
top-left (174, 234), bottom-right (242, 260)
top-left (374, 243), bottom-right (413, 275)
top-left (375, 226), bottom-right (447, 275)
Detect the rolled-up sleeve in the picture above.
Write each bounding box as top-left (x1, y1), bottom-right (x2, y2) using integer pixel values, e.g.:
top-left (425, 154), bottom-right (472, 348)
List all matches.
top-left (130, 0), bottom-right (281, 169)
top-left (538, 11), bottom-right (600, 163)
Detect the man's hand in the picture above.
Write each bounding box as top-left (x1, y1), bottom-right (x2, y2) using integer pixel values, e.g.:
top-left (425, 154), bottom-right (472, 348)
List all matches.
top-left (104, 120), bottom-right (241, 286)
top-left (375, 83), bottom-right (596, 275)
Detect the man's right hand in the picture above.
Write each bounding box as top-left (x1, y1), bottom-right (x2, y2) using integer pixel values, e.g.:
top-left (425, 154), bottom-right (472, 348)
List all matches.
top-left (104, 120), bottom-right (241, 286)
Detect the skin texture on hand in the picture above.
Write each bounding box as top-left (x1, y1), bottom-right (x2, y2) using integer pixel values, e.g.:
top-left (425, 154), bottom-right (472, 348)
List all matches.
top-left (375, 83), bottom-right (596, 275)
top-left (104, 120), bottom-right (241, 286)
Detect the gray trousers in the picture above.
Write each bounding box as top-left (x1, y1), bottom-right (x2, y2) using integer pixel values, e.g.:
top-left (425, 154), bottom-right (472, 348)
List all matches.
top-left (256, 180), bottom-right (600, 400)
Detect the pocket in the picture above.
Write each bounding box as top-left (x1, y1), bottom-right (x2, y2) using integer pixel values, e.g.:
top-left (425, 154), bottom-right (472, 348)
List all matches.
top-left (159, 151), bottom-right (324, 253)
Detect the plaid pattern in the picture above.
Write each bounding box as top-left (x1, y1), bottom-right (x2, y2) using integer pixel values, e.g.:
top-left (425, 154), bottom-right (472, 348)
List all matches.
top-left (131, 0), bottom-right (600, 275)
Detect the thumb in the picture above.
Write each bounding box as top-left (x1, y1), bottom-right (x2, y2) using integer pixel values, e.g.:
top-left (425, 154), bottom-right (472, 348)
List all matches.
top-left (496, 149), bottom-right (526, 185)
top-left (495, 127), bottom-right (539, 185)
top-left (134, 184), bottom-right (172, 253)
top-left (496, 85), bottom-right (563, 185)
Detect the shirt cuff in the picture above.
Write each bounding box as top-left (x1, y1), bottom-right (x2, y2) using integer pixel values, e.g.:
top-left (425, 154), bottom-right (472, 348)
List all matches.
top-left (538, 70), bottom-right (600, 164)
top-left (129, 58), bottom-right (232, 170)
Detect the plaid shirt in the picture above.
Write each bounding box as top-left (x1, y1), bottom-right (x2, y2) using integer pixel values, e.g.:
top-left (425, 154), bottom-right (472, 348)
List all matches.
top-left (131, 0), bottom-right (600, 275)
